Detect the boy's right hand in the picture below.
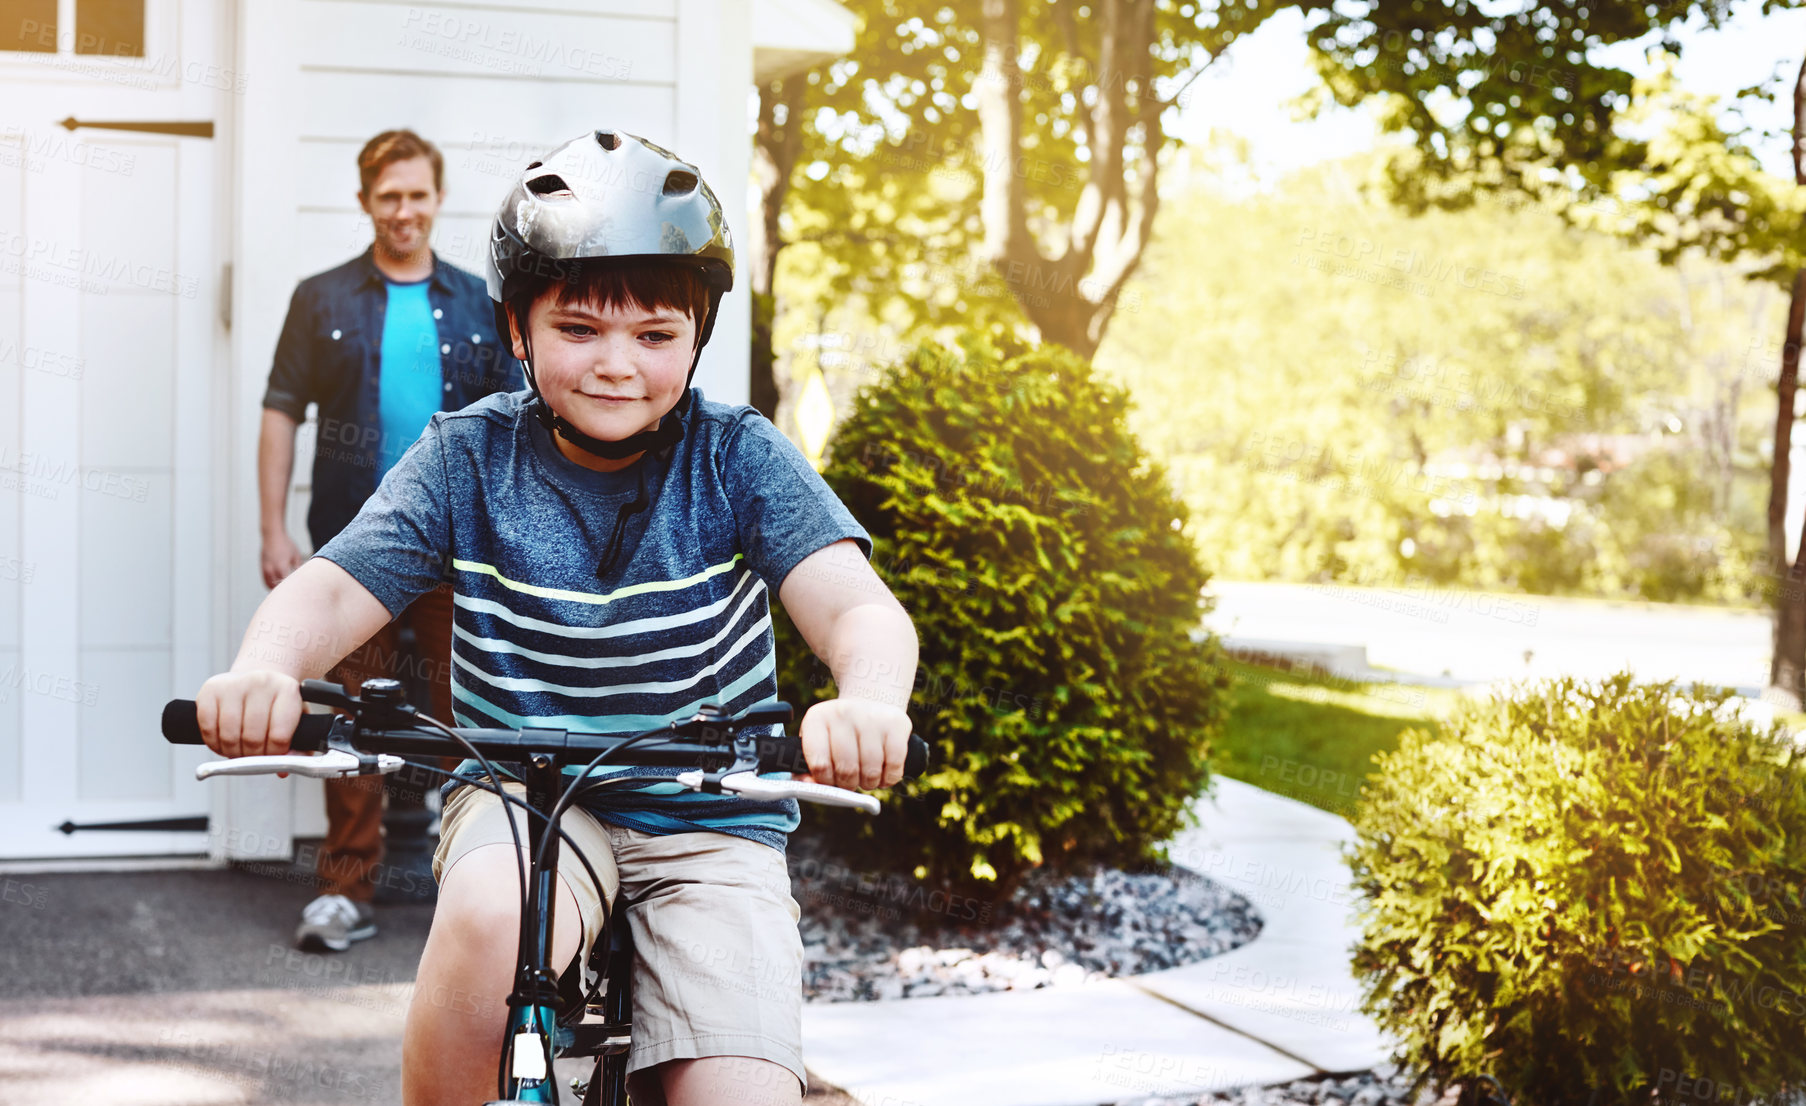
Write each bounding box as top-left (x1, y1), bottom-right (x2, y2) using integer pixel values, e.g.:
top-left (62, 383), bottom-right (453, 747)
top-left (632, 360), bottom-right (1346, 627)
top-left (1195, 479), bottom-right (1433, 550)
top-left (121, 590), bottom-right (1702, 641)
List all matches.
top-left (196, 670), bottom-right (304, 758)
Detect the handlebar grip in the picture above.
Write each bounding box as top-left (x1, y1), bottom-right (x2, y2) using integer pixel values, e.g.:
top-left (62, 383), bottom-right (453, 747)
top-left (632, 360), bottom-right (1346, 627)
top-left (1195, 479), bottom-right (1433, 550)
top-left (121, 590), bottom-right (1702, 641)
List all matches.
top-left (763, 733), bottom-right (929, 779)
top-left (161, 700), bottom-right (332, 751)
top-left (906, 734), bottom-right (929, 779)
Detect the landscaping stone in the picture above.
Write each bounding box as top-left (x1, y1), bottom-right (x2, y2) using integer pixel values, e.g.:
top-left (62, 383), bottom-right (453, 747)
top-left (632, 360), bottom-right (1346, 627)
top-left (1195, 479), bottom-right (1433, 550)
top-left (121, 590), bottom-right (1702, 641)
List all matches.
top-left (788, 833), bottom-right (1264, 1004)
top-left (1106, 1064), bottom-right (1427, 1106)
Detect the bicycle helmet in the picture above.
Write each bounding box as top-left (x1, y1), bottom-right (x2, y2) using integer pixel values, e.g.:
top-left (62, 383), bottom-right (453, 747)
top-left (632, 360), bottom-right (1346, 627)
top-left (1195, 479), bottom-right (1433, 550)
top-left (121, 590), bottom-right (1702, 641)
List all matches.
top-left (486, 128), bottom-right (735, 461)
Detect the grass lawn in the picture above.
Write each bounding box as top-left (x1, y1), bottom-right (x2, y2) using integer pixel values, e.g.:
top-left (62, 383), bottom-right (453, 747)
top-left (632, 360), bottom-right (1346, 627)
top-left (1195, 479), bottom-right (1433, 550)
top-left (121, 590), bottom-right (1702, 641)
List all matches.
top-left (1211, 656), bottom-right (1469, 820)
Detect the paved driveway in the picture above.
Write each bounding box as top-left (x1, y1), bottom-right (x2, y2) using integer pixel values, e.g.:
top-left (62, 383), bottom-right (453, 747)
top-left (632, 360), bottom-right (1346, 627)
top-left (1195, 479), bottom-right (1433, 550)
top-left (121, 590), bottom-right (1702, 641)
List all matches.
top-left (0, 862), bottom-right (857, 1104)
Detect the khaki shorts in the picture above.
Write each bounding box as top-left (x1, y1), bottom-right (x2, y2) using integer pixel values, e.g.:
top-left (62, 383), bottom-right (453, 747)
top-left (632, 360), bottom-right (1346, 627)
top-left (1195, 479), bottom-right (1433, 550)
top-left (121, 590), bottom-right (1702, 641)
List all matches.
top-left (432, 782), bottom-right (806, 1097)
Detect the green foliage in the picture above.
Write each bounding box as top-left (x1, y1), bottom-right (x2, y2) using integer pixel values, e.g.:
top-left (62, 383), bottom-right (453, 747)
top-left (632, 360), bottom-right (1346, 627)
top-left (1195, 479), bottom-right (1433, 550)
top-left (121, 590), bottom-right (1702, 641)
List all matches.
top-left (1304, 0), bottom-right (1788, 221)
top-left (1348, 674), bottom-right (1806, 1104)
top-left (774, 1), bottom-right (1773, 348)
top-left (1092, 153), bottom-right (1783, 605)
top-left (773, 335), bottom-right (1231, 893)
top-left (1577, 56), bottom-right (1806, 285)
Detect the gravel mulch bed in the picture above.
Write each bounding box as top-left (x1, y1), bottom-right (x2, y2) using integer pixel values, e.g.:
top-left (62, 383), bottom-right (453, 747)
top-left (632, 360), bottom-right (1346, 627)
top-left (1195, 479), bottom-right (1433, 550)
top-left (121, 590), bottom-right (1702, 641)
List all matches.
top-left (786, 836), bottom-right (1263, 1003)
top-left (1108, 1066), bottom-right (1430, 1106)
top-left (1112, 1069), bottom-right (1806, 1106)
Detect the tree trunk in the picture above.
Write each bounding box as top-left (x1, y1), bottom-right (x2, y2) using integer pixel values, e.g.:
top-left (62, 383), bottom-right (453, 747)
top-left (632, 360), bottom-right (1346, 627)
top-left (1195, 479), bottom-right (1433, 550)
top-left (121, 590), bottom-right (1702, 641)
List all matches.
top-left (974, 0), bottom-right (1166, 362)
top-left (749, 76), bottom-right (807, 421)
top-left (1765, 51), bottom-right (1806, 706)
top-left (1769, 271), bottom-right (1806, 704)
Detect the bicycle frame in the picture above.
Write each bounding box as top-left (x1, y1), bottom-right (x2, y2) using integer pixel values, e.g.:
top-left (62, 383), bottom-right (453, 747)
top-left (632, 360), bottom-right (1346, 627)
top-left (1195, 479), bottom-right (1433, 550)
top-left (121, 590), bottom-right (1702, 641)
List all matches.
top-left (499, 749), bottom-right (626, 1105)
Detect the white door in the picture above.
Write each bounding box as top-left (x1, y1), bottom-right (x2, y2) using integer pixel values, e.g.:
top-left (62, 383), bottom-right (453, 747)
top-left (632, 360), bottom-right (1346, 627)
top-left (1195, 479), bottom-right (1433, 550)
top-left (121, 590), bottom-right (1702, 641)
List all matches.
top-left (0, 0), bottom-right (231, 858)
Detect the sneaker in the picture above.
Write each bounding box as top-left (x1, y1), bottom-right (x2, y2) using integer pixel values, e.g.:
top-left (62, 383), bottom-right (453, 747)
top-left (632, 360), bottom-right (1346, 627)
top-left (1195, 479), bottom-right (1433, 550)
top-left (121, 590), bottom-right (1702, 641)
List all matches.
top-left (295, 893), bottom-right (377, 952)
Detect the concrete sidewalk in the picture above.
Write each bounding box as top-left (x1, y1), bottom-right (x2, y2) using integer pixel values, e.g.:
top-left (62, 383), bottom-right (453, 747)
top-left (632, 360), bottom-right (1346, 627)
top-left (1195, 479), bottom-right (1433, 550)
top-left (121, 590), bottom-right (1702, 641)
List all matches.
top-left (799, 778), bottom-right (1393, 1106)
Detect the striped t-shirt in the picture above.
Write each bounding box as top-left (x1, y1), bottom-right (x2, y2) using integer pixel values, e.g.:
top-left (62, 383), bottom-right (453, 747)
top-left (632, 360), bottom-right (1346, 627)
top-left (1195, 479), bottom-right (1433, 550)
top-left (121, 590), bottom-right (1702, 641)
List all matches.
top-left (314, 387), bottom-right (871, 850)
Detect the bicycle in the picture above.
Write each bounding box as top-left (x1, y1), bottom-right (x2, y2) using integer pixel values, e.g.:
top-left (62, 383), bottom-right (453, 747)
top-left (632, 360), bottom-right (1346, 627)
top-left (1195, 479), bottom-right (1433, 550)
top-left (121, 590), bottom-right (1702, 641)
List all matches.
top-left (162, 676), bottom-right (928, 1105)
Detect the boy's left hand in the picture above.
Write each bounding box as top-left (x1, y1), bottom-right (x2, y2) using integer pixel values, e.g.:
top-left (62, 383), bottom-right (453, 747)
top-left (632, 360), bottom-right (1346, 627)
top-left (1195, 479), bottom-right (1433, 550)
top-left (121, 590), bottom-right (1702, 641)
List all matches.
top-left (797, 698), bottom-right (913, 792)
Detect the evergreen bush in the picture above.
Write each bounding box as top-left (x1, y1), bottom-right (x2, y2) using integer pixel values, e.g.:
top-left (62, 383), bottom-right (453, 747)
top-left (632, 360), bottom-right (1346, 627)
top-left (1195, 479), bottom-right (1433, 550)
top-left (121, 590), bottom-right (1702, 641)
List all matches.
top-left (774, 335), bottom-right (1231, 896)
top-left (1349, 673), bottom-right (1806, 1104)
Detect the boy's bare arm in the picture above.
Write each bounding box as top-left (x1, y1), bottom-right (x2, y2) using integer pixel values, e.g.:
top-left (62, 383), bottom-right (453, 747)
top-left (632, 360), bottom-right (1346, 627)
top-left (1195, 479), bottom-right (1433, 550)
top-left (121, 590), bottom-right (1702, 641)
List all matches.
top-left (198, 558), bottom-right (392, 758)
top-left (234, 557), bottom-right (391, 677)
top-left (779, 540), bottom-right (918, 788)
top-left (780, 539), bottom-right (917, 704)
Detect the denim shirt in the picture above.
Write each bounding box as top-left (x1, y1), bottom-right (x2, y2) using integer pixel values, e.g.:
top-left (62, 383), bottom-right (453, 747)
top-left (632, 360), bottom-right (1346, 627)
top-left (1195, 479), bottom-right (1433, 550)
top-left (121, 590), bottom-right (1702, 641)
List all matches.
top-left (261, 247), bottom-right (523, 549)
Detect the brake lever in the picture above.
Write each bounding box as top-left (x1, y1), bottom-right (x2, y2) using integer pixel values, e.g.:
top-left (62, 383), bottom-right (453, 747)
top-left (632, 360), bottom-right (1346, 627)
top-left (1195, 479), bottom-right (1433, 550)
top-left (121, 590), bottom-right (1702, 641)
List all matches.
top-left (195, 750), bottom-right (407, 781)
top-left (673, 769), bottom-right (882, 815)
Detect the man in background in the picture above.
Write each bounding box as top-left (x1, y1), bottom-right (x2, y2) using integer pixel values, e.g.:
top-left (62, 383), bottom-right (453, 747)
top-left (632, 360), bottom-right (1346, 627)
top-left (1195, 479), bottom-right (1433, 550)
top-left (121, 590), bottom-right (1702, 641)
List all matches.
top-left (259, 129), bottom-right (520, 951)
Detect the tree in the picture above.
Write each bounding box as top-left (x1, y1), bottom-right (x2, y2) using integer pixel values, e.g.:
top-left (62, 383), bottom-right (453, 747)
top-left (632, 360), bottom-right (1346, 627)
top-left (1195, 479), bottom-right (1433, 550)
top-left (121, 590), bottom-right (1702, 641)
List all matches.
top-left (1777, 54), bottom-right (1806, 702)
top-left (746, 75), bottom-right (808, 420)
top-left (1518, 57), bottom-right (1806, 699)
top-left (750, 0), bottom-right (1776, 401)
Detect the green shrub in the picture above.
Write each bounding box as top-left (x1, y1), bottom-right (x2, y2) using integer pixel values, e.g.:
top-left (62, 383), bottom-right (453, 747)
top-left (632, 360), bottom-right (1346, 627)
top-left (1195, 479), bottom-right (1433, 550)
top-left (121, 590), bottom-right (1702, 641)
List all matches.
top-left (773, 335), bottom-right (1231, 895)
top-left (1348, 673), bottom-right (1806, 1104)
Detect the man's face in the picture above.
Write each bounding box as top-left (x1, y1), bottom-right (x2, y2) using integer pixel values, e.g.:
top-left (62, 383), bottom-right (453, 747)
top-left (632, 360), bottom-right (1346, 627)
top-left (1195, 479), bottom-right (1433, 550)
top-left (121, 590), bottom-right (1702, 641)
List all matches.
top-left (509, 288), bottom-right (698, 469)
top-left (358, 156), bottom-right (441, 261)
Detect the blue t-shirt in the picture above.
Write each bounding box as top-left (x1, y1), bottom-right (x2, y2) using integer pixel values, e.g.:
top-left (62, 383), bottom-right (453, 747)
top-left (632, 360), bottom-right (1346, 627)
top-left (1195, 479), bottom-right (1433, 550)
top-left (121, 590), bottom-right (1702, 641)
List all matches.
top-left (377, 277), bottom-right (443, 479)
top-left (314, 388), bottom-right (872, 850)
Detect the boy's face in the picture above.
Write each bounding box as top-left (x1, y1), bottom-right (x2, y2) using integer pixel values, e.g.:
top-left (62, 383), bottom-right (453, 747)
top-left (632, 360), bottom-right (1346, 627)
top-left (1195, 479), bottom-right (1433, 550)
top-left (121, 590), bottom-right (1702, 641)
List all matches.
top-left (508, 287), bottom-right (697, 472)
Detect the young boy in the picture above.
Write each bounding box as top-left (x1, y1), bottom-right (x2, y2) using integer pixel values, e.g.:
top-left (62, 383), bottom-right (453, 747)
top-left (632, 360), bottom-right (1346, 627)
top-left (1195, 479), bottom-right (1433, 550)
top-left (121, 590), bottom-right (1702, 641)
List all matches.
top-left (194, 129), bottom-right (918, 1106)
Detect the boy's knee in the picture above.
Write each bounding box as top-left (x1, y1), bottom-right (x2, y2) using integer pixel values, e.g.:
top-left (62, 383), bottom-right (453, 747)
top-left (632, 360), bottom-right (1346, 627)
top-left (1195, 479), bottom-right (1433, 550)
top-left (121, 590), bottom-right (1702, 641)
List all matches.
top-left (436, 849), bottom-right (527, 947)
top-left (649, 1056), bottom-right (801, 1106)
top-left (434, 845), bottom-right (587, 972)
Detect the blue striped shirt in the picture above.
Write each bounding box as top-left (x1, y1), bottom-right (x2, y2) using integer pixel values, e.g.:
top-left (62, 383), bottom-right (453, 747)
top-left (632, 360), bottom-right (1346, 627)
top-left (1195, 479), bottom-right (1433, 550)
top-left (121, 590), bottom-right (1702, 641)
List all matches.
top-left (314, 388), bottom-right (871, 850)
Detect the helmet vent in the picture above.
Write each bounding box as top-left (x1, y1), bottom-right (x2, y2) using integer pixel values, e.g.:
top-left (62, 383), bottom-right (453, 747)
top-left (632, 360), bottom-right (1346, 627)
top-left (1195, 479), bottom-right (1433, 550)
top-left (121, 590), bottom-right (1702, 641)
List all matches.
top-left (526, 173), bottom-right (574, 198)
top-left (662, 169), bottom-right (698, 196)
top-left (596, 130), bottom-right (621, 150)
top-left (525, 160), bottom-right (543, 171)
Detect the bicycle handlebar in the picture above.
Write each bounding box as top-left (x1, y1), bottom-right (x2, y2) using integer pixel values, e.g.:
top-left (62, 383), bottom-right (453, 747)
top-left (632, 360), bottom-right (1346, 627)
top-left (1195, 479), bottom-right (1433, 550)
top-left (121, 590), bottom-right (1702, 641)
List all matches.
top-left (160, 699), bottom-right (931, 780)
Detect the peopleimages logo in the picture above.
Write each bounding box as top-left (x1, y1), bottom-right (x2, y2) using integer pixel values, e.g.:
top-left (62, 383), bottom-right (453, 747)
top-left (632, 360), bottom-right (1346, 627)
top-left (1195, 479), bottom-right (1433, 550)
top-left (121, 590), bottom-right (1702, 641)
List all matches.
top-left (13, 22), bottom-right (252, 92)
top-left (0, 447), bottom-right (150, 503)
top-left (0, 555), bottom-right (36, 585)
top-left (1294, 227), bottom-right (1527, 299)
top-left (0, 125), bottom-right (136, 176)
top-left (0, 338), bottom-right (86, 380)
top-left (0, 230), bottom-right (200, 298)
top-left (0, 664), bottom-right (101, 707)
top-left (399, 9), bottom-right (632, 78)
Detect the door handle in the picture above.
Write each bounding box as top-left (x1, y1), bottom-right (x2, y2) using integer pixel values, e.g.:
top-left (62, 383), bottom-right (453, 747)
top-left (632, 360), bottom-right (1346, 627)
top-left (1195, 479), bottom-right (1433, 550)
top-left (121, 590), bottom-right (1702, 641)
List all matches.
top-left (58, 117), bottom-right (213, 138)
